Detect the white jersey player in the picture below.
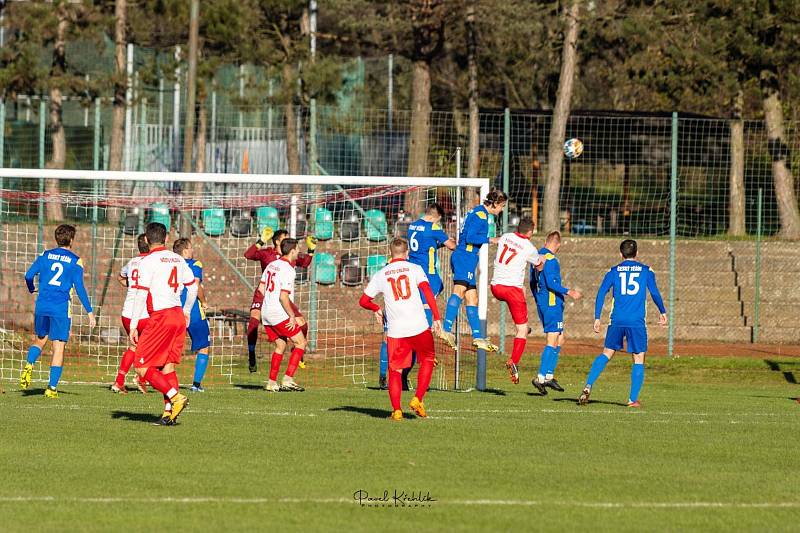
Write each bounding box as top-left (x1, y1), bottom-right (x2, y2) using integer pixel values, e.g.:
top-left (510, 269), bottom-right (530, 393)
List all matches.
top-left (489, 218), bottom-right (543, 384)
top-left (359, 238), bottom-right (444, 421)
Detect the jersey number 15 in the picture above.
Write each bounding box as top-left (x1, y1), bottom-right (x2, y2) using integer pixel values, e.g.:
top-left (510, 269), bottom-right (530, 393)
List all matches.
top-left (618, 271), bottom-right (640, 295)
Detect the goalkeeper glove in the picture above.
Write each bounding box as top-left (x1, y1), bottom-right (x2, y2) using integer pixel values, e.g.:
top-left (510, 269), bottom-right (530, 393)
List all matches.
top-left (305, 235), bottom-right (318, 254)
top-left (257, 227), bottom-right (274, 247)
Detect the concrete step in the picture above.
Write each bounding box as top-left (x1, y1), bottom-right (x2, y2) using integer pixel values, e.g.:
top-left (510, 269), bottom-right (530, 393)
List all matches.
top-left (558, 256), bottom-right (732, 271)
top-left (740, 287), bottom-right (800, 302)
top-left (752, 327), bottom-right (800, 343)
top-left (741, 303), bottom-right (798, 318)
top-left (735, 271), bottom-right (800, 287)
top-left (733, 256), bottom-right (800, 272)
top-left (744, 315), bottom-right (797, 328)
top-left (560, 270), bottom-right (736, 287)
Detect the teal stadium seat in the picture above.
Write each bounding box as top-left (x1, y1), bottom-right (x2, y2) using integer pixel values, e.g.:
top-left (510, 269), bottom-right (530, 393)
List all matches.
top-left (315, 207), bottom-right (334, 241)
top-left (315, 252), bottom-right (336, 285)
top-left (148, 203), bottom-right (171, 231)
top-left (364, 209), bottom-right (388, 242)
top-left (366, 254), bottom-right (387, 280)
top-left (203, 208), bottom-right (226, 236)
top-left (256, 206), bottom-right (279, 233)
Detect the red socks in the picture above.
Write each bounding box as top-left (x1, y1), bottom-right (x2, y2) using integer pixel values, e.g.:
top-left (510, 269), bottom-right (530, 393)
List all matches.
top-left (415, 359), bottom-right (434, 401)
top-left (388, 371), bottom-right (402, 411)
top-left (143, 367), bottom-right (176, 399)
top-left (246, 317), bottom-right (260, 347)
top-left (511, 337), bottom-right (526, 365)
top-left (285, 348), bottom-right (305, 378)
top-left (115, 349), bottom-right (136, 387)
top-left (269, 352), bottom-right (284, 381)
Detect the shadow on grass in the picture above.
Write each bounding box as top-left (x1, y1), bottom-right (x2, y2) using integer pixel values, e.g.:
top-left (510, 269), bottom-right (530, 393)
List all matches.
top-left (111, 410), bottom-right (162, 424)
top-left (481, 388), bottom-right (507, 396)
top-left (20, 388), bottom-right (75, 396)
top-left (764, 360), bottom-right (798, 384)
top-left (329, 405), bottom-right (417, 419)
top-left (550, 397), bottom-right (628, 407)
top-left (234, 384), bottom-right (265, 391)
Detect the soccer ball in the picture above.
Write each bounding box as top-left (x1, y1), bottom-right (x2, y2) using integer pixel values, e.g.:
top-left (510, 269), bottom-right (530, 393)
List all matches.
top-left (563, 138), bottom-right (583, 159)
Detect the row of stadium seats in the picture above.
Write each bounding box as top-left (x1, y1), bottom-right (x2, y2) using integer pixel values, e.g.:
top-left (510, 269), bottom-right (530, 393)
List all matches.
top-left (309, 252), bottom-right (387, 286)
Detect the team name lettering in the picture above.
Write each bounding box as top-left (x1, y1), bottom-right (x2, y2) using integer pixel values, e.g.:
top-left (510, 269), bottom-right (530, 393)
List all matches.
top-left (160, 257), bottom-right (183, 263)
top-left (385, 267), bottom-right (410, 275)
top-left (617, 265), bottom-right (642, 272)
top-left (47, 253), bottom-right (73, 263)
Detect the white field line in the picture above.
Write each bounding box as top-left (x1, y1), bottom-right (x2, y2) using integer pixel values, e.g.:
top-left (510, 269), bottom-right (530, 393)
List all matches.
top-left (0, 496), bottom-right (798, 509)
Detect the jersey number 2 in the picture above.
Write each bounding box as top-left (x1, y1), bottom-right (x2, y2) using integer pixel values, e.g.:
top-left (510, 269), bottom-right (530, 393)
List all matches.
top-left (619, 272), bottom-right (640, 295)
top-left (387, 275), bottom-right (411, 301)
top-left (168, 267), bottom-right (179, 292)
top-left (498, 244), bottom-right (518, 265)
top-left (48, 262), bottom-right (64, 286)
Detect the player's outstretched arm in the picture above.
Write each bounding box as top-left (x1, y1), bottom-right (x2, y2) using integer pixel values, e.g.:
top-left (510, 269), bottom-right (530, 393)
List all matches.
top-left (358, 293), bottom-right (384, 325)
top-left (73, 261), bottom-right (95, 320)
top-left (647, 270), bottom-right (667, 316)
top-left (24, 257), bottom-right (39, 293)
top-left (279, 291), bottom-right (297, 328)
top-left (594, 271), bottom-right (614, 329)
top-left (442, 237), bottom-right (456, 251)
top-left (542, 259), bottom-right (573, 297)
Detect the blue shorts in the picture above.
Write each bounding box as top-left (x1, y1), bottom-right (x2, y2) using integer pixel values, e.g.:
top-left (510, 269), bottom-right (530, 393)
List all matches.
top-left (536, 306), bottom-right (564, 333)
top-left (451, 251), bottom-right (478, 287)
top-left (604, 325), bottom-right (647, 354)
top-left (421, 273), bottom-right (443, 298)
top-left (34, 314), bottom-right (71, 342)
top-left (187, 320), bottom-right (211, 352)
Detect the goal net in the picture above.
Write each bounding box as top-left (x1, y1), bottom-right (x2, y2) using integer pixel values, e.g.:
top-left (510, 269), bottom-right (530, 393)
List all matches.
top-left (0, 169), bottom-right (489, 390)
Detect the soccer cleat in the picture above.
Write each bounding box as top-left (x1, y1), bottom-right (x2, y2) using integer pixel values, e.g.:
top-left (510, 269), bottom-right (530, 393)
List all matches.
top-left (20, 363), bottom-right (33, 390)
top-left (506, 361), bottom-right (520, 384)
top-left (627, 400), bottom-right (642, 408)
top-left (153, 412), bottom-right (174, 426)
top-left (135, 376), bottom-right (149, 394)
top-left (110, 383), bottom-right (128, 394)
top-left (578, 387), bottom-right (591, 406)
top-left (531, 377), bottom-right (548, 396)
top-left (389, 409), bottom-right (404, 421)
top-left (544, 378), bottom-right (565, 392)
top-left (190, 385), bottom-right (205, 393)
top-left (472, 338), bottom-right (499, 353)
top-left (409, 396), bottom-right (427, 418)
top-left (168, 394), bottom-right (189, 422)
top-left (265, 380), bottom-right (281, 392)
top-left (378, 376), bottom-right (388, 390)
top-left (280, 378), bottom-right (305, 392)
top-left (43, 386), bottom-right (58, 398)
top-left (438, 330), bottom-right (457, 349)
top-left (298, 360), bottom-right (306, 370)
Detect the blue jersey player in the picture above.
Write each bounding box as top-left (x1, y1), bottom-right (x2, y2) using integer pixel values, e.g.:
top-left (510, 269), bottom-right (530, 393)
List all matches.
top-left (530, 231), bottom-right (582, 395)
top-left (578, 239), bottom-right (667, 408)
top-left (174, 238), bottom-right (212, 392)
top-left (20, 224), bottom-right (96, 397)
top-left (440, 189), bottom-right (507, 353)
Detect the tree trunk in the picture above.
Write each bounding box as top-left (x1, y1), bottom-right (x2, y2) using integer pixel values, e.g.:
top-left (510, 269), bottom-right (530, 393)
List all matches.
top-left (44, 4), bottom-right (68, 222)
top-left (107, 0), bottom-right (127, 223)
top-left (284, 63), bottom-right (301, 179)
top-left (195, 94), bottom-right (207, 174)
top-left (728, 90), bottom-right (745, 236)
top-left (542, 0), bottom-right (580, 233)
top-left (466, 0), bottom-right (480, 180)
top-left (406, 59), bottom-right (432, 213)
top-left (762, 77), bottom-right (800, 239)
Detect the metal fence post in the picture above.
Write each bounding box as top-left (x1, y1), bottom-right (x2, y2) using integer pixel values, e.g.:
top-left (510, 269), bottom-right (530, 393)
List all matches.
top-left (92, 99), bottom-right (101, 302)
top-left (308, 98), bottom-right (319, 352)
top-left (753, 188), bottom-right (763, 343)
top-left (38, 100), bottom-right (46, 254)
top-left (454, 146), bottom-right (462, 390)
top-left (496, 108), bottom-right (510, 354)
top-left (0, 99), bottom-right (5, 282)
top-left (477, 179), bottom-right (490, 391)
top-left (667, 112), bottom-right (678, 358)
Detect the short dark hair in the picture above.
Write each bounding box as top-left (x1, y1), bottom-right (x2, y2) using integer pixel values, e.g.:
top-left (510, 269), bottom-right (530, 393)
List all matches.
top-left (280, 237), bottom-right (298, 256)
top-left (136, 233), bottom-right (149, 254)
top-left (173, 237), bottom-right (191, 255)
top-left (426, 203), bottom-right (445, 219)
top-left (545, 230), bottom-right (561, 245)
top-left (145, 222), bottom-right (167, 245)
top-left (55, 224), bottom-right (75, 247)
top-left (620, 239), bottom-right (637, 259)
top-left (484, 189), bottom-right (508, 206)
top-left (273, 229), bottom-right (289, 247)
top-left (517, 218), bottom-right (534, 234)
top-left (390, 237), bottom-right (408, 255)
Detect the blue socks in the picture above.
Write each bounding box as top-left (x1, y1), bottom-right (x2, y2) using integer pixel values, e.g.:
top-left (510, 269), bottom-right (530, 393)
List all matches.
top-left (424, 307), bottom-right (433, 328)
top-left (443, 295), bottom-right (462, 333)
top-left (629, 363), bottom-right (645, 402)
top-left (538, 345), bottom-right (556, 379)
top-left (48, 365), bottom-right (62, 389)
top-left (586, 354), bottom-right (610, 387)
top-left (379, 341), bottom-right (388, 378)
top-left (465, 306), bottom-right (481, 339)
top-left (193, 352), bottom-right (209, 387)
top-left (546, 346), bottom-right (562, 377)
top-left (247, 344), bottom-right (256, 357)
top-left (26, 346), bottom-right (42, 365)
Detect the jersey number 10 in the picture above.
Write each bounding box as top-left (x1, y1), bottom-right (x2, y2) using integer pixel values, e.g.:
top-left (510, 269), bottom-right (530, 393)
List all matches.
top-left (387, 275), bottom-right (411, 301)
top-left (618, 271), bottom-right (640, 295)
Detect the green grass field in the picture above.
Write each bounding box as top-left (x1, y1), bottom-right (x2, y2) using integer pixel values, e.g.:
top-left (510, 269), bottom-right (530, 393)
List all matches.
top-left (2, 355), bottom-right (800, 532)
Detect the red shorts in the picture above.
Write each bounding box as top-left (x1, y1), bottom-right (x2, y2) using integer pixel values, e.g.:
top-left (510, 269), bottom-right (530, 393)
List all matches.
top-left (133, 307), bottom-right (187, 369)
top-left (263, 318), bottom-right (304, 342)
top-left (251, 288), bottom-right (303, 318)
top-left (491, 284), bottom-right (528, 325)
top-left (121, 316), bottom-right (150, 336)
top-left (387, 330), bottom-right (435, 372)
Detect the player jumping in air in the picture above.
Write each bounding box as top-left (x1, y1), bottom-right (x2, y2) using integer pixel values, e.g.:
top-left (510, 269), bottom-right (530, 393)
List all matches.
top-left (490, 218), bottom-right (543, 384)
top-left (174, 238), bottom-right (212, 392)
top-left (21, 224), bottom-right (97, 397)
top-left (129, 223), bottom-right (196, 426)
top-left (530, 231), bottom-right (582, 395)
top-left (439, 189), bottom-right (508, 352)
top-left (578, 239), bottom-right (667, 407)
top-left (244, 227), bottom-right (316, 372)
top-left (359, 238), bottom-right (443, 421)
top-left (376, 203), bottom-right (455, 389)
top-left (258, 238), bottom-right (308, 392)
top-left (112, 233), bottom-right (150, 394)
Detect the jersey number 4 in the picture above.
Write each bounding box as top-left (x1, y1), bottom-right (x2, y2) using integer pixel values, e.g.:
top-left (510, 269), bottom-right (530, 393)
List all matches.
top-left (618, 272), bottom-right (640, 295)
top-left (498, 244), bottom-right (518, 265)
top-left (387, 275), bottom-right (411, 301)
top-left (168, 267), bottom-right (179, 292)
